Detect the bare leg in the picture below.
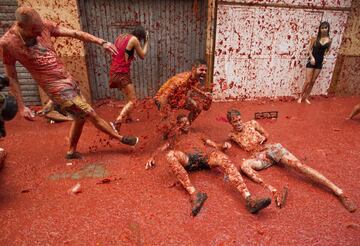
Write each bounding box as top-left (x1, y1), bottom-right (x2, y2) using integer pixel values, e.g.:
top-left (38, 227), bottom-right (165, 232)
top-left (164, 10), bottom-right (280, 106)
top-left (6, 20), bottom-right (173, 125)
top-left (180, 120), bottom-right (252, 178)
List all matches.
top-left (298, 68), bottom-right (314, 103)
top-left (155, 100), bottom-right (175, 139)
top-left (280, 152), bottom-right (357, 212)
top-left (67, 117), bottom-right (86, 158)
top-left (304, 69), bottom-right (321, 104)
top-left (87, 111), bottom-right (138, 146)
top-left (116, 84), bottom-right (137, 124)
top-left (45, 110), bottom-right (73, 122)
top-left (185, 97), bottom-right (202, 124)
top-left (348, 103), bottom-right (360, 119)
top-left (166, 150), bottom-right (207, 216)
top-left (241, 160), bottom-right (276, 193)
top-left (241, 159), bottom-right (287, 208)
top-left (208, 151), bottom-right (271, 213)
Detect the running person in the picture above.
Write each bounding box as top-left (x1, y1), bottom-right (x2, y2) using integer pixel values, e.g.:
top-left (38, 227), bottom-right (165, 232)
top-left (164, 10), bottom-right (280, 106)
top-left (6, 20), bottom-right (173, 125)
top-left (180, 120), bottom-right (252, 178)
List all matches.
top-left (0, 7), bottom-right (139, 159)
top-left (110, 26), bottom-right (149, 129)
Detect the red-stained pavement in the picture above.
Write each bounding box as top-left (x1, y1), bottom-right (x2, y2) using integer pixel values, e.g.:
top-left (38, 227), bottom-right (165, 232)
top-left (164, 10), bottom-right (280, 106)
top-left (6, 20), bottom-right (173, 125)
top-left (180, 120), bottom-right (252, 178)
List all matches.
top-left (0, 96), bottom-right (359, 245)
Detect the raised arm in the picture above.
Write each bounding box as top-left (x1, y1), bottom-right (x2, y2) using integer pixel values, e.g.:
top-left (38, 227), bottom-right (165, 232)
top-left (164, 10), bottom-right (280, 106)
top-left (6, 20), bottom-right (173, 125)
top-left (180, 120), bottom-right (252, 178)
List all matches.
top-left (129, 32), bottom-right (149, 59)
top-left (54, 26), bottom-right (118, 55)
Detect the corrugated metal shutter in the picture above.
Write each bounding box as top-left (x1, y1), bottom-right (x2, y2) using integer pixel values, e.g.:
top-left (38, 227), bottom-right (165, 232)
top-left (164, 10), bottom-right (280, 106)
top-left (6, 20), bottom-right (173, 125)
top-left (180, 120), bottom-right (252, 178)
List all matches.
top-left (0, 0), bottom-right (41, 106)
top-left (78, 0), bottom-right (207, 100)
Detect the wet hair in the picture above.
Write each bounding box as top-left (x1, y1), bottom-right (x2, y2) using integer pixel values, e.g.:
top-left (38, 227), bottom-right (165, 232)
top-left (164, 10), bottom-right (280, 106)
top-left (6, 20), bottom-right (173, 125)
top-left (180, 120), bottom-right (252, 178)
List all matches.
top-left (177, 114), bottom-right (188, 123)
top-left (226, 109), bottom-right (241, 122)
top-left (192, 59), bottom-right (207, 68)
top-left (316, 21), bottom-right (330, 44)
top-left (131, 25), bottom-right (146, 41)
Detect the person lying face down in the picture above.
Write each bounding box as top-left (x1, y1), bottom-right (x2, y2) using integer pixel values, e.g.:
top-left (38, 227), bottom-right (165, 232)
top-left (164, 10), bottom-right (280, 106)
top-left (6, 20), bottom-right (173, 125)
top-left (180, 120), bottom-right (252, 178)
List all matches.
top-left (145, 114), bottom-right (272, 217)
top-left (226, 109), bottom-right (357, 213)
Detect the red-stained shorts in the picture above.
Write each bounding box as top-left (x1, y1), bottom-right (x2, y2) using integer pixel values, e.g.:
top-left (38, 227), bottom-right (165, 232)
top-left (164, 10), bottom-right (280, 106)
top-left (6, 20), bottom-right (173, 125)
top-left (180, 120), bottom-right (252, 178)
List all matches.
top-left (60, 93), bottom-right (94, 119)
top-left (109, 72), bottom-right (132, 89)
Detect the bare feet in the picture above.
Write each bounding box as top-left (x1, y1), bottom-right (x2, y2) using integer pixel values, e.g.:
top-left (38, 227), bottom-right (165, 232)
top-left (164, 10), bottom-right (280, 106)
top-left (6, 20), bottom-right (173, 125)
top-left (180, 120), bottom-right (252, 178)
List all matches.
top-left (338, 194), bottom-right (357, 213)
top-left (305, 99), bottom-right (311, 104)
top-left (297, 97), bottom-right (302, 104)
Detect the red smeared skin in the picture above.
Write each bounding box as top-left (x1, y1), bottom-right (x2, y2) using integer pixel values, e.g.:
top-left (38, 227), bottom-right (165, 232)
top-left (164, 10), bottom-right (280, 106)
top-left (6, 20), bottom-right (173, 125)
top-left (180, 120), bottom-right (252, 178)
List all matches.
top-left (1, 97), bottom-right (360, 244)
top-left (228, 112), bottom-right (357, 212)
top-left (152, 116), bottom-right (258, 215)
top-left (154, 64), bottom-right (211, 136)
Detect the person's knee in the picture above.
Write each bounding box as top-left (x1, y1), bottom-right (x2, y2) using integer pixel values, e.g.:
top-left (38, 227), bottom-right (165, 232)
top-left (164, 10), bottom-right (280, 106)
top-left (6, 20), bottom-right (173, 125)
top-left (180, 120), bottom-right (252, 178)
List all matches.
top-left (86, 109), bottom-right (98, 119)
top-left (74, 118), bottom-right (86, 126)
top-left (166, 150), bottom-right (176, 162)
top-left (86, 110), bottom-right (103, 124)
top-left (241, 159), bottom-right (253, 172)
top-left (127, 98), bottom-right (137, 105)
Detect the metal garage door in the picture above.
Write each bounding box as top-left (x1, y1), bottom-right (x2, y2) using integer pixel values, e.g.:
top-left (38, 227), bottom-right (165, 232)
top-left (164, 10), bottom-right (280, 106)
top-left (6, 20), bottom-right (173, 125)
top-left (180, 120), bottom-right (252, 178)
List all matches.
top-left (78, 0), bottom-right (208, 100)
top-left (0, 0), bottom-right (41, 105)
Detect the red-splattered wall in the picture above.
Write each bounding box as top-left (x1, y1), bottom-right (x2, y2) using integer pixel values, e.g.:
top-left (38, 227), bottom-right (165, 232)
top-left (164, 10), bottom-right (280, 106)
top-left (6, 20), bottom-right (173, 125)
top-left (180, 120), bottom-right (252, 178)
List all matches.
top-left (329, 0), bottom-right (360, 96)
top-left (214, 0), bottom-right (352, 100)
top-left (18, 0), bottom-right (92, 103)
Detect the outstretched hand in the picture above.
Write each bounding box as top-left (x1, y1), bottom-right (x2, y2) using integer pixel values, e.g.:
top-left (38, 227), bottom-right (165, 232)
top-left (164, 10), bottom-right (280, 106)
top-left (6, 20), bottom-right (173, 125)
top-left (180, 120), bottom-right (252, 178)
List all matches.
top-left (103, 42), bottom-right (118, 55)
top-left (145, 157), bottom-right (156, 170)
top-left (222, 141), bottom-right (232, 150)
top-left (21, 106), bottom-right (35, 121)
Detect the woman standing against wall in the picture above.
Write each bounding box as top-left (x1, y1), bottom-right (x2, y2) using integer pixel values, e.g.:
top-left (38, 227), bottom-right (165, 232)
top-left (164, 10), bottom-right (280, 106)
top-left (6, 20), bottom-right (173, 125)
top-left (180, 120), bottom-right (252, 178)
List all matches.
top-left (298, 22), bottom-right (332, 104)
top-left (109, 25), bottom-right (149, 129)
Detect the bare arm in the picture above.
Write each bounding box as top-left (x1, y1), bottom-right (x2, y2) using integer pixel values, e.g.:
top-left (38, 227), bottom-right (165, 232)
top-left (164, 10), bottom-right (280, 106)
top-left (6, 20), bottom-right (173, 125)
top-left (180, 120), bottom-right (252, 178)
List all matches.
top-left (5, 64), bottom-right (34, 120)
top-left (324, 39), bottom-right (332, 56)
top-left (189, 85), bottom-right (211, 98)
top-left (251, 120), bottom-right (269, 140)
top-left (203, 138), bottom-right (231, 151)
top-left (308, 37), bottom-right (316, 64)
top-left (145, 142), bottom-right (170, 169)
top-left (129, 35), bottom-right (149, 60)
top-left (55, 26), bottom-right (118, 55)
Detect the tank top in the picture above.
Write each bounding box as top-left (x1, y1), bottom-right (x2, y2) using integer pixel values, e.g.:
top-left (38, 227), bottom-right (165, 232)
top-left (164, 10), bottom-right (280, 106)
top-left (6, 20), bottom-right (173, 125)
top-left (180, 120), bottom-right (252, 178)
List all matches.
top-left (110, 34), bottom-right (134, 74)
